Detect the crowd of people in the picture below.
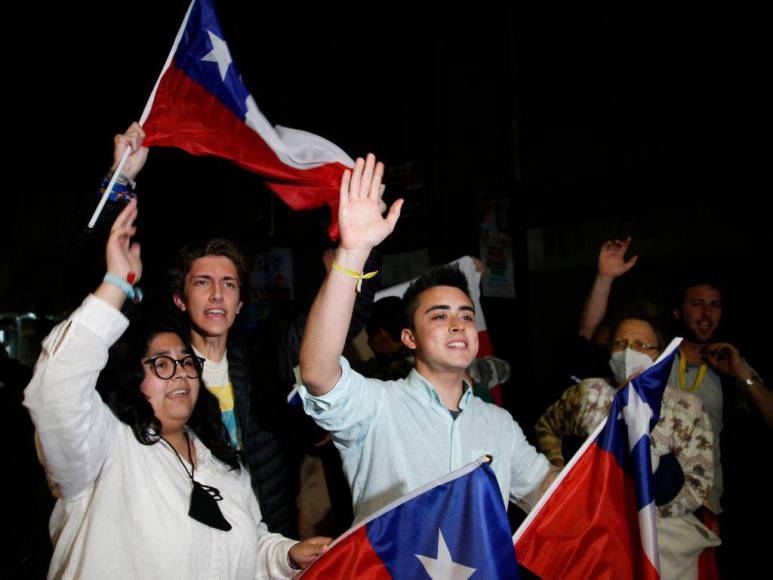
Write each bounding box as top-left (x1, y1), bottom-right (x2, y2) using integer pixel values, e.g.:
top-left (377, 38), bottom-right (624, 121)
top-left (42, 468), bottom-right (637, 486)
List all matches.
top-left (3, 125), bottom-right (770, 578)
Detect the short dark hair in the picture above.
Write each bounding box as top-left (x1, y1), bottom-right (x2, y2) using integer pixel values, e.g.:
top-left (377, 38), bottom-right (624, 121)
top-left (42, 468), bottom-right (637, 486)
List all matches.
top-left (402, 264), bottom-right (472, 330)
top-left (170, 238), bottom-right (248, 299)
top-left (672, 274), bottom-right (724, 311)
top-left (366, 296), bottom-right (405, 341)
top-left (97, 313), bottom-right (241, 471)
top-left (610, 302), bottom-right (667, 351)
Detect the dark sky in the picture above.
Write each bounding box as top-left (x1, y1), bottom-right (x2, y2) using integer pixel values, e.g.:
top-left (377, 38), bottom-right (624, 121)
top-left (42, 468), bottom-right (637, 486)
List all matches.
top-left (14, 4), bottom-right (764, 206)
top-left (12, 6), bottom-right (765, 200)
top-left (4, 3), bottom-right (769, 354)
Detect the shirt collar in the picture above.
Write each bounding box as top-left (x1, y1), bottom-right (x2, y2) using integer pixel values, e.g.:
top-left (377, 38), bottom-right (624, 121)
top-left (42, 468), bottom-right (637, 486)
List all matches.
top-left (193, 345), bottom-right (228, 371)
top-left (407, 369), bottom-right (475, 410)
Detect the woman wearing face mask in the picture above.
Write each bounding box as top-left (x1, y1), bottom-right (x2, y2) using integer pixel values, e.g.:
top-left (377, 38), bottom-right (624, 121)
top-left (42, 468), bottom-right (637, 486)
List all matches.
top-left (24, 200), bottom-right (329, 579)
top-left (535, 314), bottom-right (718, 580)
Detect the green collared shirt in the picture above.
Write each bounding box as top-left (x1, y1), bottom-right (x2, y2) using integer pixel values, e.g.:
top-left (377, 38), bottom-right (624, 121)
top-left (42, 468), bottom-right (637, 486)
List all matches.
top-left (300, 357), bottom-right (550, 523)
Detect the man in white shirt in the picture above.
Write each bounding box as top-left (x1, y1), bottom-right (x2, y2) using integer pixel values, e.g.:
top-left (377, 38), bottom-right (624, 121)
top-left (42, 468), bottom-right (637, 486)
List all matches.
top-left (299, 154), bottom-right (554, 522)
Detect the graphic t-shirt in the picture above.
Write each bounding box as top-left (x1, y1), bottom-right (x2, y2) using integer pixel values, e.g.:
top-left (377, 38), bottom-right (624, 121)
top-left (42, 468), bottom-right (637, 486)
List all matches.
top-left (194, 347), bottom-right (241, 450)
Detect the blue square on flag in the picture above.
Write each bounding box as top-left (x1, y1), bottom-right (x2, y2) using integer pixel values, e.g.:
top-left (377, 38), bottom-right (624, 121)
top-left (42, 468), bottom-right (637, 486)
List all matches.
top-left (301, 459), bottom-right (519, 579)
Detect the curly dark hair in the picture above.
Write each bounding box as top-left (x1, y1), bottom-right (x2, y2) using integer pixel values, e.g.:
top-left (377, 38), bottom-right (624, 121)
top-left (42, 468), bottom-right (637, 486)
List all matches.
top-left (169, 238), bottom-right (249, 301)
top-left (96, 315), bottom-right (241, 471)
top-left (402, 264), bottom-right (472, 330)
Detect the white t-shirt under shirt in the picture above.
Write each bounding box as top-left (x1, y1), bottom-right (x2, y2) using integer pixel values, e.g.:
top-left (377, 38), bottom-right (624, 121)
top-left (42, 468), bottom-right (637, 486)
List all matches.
top-left (194, 347), bottom-right (242, 450)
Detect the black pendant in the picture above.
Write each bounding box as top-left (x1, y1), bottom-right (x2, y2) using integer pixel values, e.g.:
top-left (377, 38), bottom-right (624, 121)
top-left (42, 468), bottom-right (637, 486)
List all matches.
top-left (189, 480), bottom-right (232, 531)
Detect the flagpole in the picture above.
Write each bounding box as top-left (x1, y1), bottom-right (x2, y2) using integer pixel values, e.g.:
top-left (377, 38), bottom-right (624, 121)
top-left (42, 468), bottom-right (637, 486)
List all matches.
top-left (87, 0), bottom-right (197, 229)
top-left (512, 414), bottom-right (609, 544)
top-left (513, 337), bottom-right (682, 544)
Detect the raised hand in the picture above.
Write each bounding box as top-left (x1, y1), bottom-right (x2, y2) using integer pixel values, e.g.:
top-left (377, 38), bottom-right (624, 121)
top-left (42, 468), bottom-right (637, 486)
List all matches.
top-left (112, 122), bottom-right (148, 181)
top-left (598, 237), bottom-right (638, 279)
top-left (338, 154), bottom-right (403, 251)
top-left (106, 197), bottom-right (142, 284)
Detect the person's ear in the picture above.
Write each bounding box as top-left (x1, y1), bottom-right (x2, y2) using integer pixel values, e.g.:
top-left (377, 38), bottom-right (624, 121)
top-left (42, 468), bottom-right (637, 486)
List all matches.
top-left (673, 308), bottom-right (681, 321)
top-left (173, 294), bottom-right (187, 312)
top-left (401, 328), bottom-right (417, 350)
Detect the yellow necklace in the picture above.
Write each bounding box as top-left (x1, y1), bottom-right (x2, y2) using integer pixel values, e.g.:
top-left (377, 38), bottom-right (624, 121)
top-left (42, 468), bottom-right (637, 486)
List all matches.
top-left (678, 349), bottom-right (708, 393)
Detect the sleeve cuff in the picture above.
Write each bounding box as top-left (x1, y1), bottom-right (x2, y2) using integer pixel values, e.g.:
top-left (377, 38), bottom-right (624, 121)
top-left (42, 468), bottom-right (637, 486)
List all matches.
top-left (276, 538), bottom-right (299, 576)
top-left (75, 294), bottom-right (130, 346)
top-left (299, 356), bottom-right (353, 414)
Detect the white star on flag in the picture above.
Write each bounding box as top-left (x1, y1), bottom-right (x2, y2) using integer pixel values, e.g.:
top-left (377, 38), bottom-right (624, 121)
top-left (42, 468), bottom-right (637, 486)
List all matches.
top-left (621, 383), bottom-right (654, 452)
top-left (415, 529), bottom-right (476, 580)
top-left (201, 30), bottom-right (232, 81)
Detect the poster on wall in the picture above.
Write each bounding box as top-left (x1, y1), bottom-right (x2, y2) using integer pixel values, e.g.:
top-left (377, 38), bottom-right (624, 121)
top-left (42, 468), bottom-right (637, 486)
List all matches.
top-left (481, 231), bottom-right (515, 298)
top-left (478, 197), bottom-right (515, 298)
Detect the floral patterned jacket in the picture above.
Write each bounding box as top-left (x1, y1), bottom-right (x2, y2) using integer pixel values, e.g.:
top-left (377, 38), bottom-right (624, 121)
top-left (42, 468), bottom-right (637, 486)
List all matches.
top-left (535, 378), bottom-right (714, 518)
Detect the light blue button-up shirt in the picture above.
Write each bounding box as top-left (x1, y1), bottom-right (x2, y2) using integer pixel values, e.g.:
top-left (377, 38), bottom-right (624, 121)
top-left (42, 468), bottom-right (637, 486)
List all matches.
top-left (300, 357), bottom-right (550, 522)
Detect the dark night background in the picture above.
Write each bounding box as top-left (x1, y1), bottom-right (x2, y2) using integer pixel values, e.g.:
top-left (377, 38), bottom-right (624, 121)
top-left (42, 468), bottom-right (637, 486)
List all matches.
top-left (2, 2), bottom-right (770, 576)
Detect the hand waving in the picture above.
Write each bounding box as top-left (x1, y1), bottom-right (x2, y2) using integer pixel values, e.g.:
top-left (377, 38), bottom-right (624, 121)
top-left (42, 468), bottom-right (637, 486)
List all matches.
top-left (598, 237), bottom-right (638, 278)
top-left (338, 154), bottom-right (403, 251)
top-left (106, 197), bottom-right (142, 284)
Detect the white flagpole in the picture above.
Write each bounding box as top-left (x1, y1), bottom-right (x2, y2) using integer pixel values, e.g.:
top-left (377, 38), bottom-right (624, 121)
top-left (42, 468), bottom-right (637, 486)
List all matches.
top-left (87, 0), bottom-right (197, 229)
top-left (512, 337), bottom-right (682, 544)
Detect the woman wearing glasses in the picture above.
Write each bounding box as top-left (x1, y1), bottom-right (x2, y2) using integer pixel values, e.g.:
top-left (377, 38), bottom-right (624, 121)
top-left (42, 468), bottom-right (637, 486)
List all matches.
top-left (535, 313), bottom-right (717, 579)
top-left (24, 199), bottom-right (328, 579)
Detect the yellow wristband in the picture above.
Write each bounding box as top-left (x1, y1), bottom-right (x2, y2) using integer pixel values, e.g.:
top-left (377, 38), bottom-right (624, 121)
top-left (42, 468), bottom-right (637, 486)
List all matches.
top-left (331, 261), bottom-right (378, 292)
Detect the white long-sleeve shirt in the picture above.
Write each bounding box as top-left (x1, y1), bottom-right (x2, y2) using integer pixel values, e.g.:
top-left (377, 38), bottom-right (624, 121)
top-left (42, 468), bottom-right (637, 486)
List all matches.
top-left (300, 357), bottom-right (550, 523)
top-left (24, 295), bottom-right (296, 579)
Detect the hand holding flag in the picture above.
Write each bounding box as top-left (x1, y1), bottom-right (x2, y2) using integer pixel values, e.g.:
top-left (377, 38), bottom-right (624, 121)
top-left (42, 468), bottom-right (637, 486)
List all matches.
top-left (111, 123), bottom-right (148, 182)
top-left (300, 457), bottom-right (520, 579)
top-left (90, 0), bottom-right (355, 238)
top-left (514, 338), bottom-right (683, 580)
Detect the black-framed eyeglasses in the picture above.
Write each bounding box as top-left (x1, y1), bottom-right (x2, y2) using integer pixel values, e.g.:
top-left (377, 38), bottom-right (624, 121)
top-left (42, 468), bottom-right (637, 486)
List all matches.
top-left (610, 339), bottom-right (659, 354)
top-left (143, 355), bottom-right (204, 380)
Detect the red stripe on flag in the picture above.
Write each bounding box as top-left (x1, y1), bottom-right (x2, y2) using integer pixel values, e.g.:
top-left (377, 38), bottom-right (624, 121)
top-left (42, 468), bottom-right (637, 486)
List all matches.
top-left (477, 329), bottom-right (493, 358)
top-left (142, 62), bottom-right (348, 238)
top-left (516, 444), bottom-right (659, 580)
top-left (301, 526), bottom-right (391, 579)
top-left (489, 384), bottom-right (503, 407)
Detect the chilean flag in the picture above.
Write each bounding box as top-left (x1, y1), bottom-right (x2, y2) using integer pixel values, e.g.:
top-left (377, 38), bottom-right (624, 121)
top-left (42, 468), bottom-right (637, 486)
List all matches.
top-left (513, 338), bottom-right (682, 579)
top-left (140, 0), bottom-right (353, 238)
top-left (374, 256), bottom-right (502, 404)
top-left (300, 457), bottom-right (519, 579)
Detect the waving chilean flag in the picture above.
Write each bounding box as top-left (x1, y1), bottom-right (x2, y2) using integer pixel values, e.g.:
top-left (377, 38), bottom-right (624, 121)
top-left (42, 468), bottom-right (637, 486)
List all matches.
top-left (513, 338), bottom-right (682, 579)
top-left (140, 0), bottom-right (353, 238)
top-left (300, 457), bottom-right (519, 579)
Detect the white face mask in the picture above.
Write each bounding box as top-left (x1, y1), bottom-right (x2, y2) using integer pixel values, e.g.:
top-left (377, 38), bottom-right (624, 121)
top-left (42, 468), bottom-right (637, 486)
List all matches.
top-left (609, 348), bottom-right (654, 385)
